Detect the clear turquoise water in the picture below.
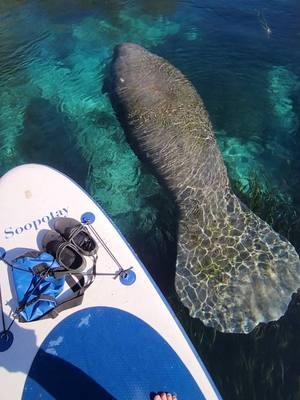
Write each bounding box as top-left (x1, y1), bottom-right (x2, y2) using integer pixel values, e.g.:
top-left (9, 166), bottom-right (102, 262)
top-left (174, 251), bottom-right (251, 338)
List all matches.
top-left (1, 1), bottom-right (300, 398)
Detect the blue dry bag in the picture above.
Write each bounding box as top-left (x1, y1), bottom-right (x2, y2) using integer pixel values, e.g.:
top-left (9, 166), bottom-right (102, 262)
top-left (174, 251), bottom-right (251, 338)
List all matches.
top-left (12, 252), bottom-right (65, 322)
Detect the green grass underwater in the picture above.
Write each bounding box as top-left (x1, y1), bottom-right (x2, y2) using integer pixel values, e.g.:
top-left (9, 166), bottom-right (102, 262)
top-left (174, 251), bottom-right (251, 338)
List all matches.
top-left (1, 0), bottom-right (300, 398)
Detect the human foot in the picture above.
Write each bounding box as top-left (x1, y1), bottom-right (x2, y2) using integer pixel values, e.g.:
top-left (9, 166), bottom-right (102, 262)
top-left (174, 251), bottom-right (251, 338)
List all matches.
top-left (153, 393), bottom-right (177, 400)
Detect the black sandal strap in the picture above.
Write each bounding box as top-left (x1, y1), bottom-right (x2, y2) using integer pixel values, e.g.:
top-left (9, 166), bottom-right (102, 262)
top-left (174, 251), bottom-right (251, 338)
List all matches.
top-left (56, 242), bottom-right (86, 273)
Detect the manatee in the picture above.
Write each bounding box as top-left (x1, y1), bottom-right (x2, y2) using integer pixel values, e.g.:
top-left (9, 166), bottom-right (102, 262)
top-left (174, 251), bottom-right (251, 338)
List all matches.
top-left (109, 43), bottom-right (300, 333)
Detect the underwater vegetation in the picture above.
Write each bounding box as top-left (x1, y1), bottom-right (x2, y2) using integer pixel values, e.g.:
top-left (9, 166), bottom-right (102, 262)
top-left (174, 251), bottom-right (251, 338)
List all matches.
top-left (232, 173), bottom-right (300, 258)
top-left (214, 64), bottom-right (300, 194)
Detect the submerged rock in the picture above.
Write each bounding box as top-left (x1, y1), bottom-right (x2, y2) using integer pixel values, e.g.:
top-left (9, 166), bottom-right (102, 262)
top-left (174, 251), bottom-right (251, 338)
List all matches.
top-left (109, 43), bottom-right (300, 333)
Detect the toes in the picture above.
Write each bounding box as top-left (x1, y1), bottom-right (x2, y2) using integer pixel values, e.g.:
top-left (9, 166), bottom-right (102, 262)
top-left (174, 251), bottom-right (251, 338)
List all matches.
top-left (153, 393), bottom-right (176, 400)
top-left (167, 394), bottom-right (177, 400)
top-left (155, 394), bottom-right (167, 400)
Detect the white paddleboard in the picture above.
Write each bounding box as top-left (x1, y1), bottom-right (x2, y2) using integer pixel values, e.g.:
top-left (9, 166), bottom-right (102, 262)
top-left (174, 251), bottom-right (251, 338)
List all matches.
top-left (0, 164), bottom-right (221, 400)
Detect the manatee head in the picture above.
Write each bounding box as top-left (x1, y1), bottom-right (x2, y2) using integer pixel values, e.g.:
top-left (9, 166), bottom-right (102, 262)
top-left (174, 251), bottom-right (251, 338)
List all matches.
top-left (109, 43), bottom-right (300, 333)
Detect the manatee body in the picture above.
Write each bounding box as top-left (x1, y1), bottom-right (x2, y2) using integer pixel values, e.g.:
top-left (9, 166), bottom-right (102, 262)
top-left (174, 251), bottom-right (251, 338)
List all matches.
top-left (110, 43), bottom-right (300, 333)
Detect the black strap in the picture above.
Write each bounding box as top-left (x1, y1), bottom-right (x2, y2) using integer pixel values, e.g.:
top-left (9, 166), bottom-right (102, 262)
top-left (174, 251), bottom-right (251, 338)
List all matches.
top-left (65, 274), bottom-right (85, 293)
top-left (17, 294), bottom-right (57, 322)
top-left (32, 263), bottom-right (83, 280)
top-left (16, 271), bottom-right (84, 323)
top-left (68, 224), bottom-right (92, 247)
top-left (38, 293), bottom-right (85, 320)
top-left (32, 263), bottom-right (51, 276)
top-left (34, 256), bottom-right (97, 321)
top-left (22, 294), bottom-right (57, 308)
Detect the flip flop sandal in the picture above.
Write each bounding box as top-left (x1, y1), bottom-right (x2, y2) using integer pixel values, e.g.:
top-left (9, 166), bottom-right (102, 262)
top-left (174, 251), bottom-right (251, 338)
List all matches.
top-left (42, 230), bottom-right (86, 273)
top-left (54, 217), bottom-right (98, 257)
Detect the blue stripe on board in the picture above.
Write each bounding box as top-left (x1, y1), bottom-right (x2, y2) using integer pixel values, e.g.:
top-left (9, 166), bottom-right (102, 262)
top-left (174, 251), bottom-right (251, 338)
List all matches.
top-left (49, 165), bottom-right (221, 399)
top-left (23, 307), bottom-right (205, 400)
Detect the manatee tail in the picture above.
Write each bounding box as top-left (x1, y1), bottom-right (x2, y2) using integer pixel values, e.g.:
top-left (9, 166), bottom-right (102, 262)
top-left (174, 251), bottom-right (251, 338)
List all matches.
top-left (175, 190), bottom-right (300, 333)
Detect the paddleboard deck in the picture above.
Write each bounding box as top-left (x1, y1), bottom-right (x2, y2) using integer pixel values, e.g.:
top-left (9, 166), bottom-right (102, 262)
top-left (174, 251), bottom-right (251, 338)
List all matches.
top-left (0, 164), bottom-right (221, 400)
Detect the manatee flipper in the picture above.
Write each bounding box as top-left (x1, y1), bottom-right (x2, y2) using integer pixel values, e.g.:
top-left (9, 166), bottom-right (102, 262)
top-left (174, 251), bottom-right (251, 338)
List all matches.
top-left (110, 43), bottom-right (300, 333)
